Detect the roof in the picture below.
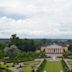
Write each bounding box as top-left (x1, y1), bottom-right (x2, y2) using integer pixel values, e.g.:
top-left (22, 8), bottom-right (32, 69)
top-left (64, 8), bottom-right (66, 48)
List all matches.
top-left (47, 43), bottom-right (63, 48)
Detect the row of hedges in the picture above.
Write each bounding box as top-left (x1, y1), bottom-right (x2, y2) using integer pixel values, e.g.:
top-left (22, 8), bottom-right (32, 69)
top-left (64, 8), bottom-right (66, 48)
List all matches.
top-left (36, 59), bottom-right (47, 72)
top-left (61, 59), bottom-right (71, 72)
top-left (0, 66), bottom-right (12, 72)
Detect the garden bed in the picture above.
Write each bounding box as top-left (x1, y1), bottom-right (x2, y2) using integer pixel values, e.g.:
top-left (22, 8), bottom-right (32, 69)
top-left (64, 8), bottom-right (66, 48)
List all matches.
top-left (22, 61), bottom-right (40, 72)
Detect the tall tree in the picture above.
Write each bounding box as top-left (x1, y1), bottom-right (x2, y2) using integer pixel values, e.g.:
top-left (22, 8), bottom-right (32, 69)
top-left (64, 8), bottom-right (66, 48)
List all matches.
top-left (9, 34), bottom-right (20, 46)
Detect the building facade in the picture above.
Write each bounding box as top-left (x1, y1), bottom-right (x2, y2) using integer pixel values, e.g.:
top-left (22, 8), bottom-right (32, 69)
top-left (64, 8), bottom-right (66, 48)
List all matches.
top-left (41, 44), bottom-right (68, 54)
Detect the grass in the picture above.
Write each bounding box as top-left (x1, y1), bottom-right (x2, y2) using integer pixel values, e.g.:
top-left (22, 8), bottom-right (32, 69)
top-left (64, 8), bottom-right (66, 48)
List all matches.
top-left (67, 61), bottom-right (72, 64)
top-left (0, 61), bottom-right (40, 72)
top-left (23, 61), bottom-right (40, 66)
top-left (22, 61), bottom-right (40, 72)
top-left (0, 64), bottom-right (7, 68)
top-left (45, 61), bottom-right (65, 72)
top-left (0, 66), bottom-right (12, 72)
top-left (0, 63), bottom-right (13, 72)
top-left (22, 66), bottom-right (32, 72)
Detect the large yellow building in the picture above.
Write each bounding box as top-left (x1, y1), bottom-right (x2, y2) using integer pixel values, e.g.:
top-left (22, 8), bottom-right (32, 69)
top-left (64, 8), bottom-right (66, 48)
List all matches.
top-left (41, 43), bottom-right (68, 54)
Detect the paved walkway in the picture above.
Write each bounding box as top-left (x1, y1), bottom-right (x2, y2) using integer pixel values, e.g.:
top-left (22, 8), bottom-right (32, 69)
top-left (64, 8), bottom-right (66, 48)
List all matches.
top-left (46, 58), bottom-right (62, 61)
top-left (13, 68), bottom-right (19, 72)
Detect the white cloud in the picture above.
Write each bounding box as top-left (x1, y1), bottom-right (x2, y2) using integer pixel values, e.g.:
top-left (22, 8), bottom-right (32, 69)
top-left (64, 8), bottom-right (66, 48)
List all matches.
top-left (0, 0), bottom-right (72, 38)
top-left (0, 14), bottom-right (72, 38)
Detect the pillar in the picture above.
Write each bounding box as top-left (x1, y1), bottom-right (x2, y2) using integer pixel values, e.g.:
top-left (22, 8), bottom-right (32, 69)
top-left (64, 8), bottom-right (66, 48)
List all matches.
top-left (57, 48), bottom-right (58, 53)
top-left (48, 49), bottom-right (50, 53)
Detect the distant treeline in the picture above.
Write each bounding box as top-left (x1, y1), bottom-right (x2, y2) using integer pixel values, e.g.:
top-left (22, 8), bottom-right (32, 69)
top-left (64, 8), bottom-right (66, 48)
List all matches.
top-left (0, 34), bottom-right (72, 52)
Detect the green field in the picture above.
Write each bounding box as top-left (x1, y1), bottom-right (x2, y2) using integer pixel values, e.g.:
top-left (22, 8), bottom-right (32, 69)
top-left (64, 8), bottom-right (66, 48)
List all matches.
top-left (45, 61), bottom-right (65, 72)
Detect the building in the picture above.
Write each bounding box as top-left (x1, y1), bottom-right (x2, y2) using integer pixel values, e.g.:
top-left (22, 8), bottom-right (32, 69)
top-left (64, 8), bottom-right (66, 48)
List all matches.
top-left (41, 43), bottom-right (68, 54)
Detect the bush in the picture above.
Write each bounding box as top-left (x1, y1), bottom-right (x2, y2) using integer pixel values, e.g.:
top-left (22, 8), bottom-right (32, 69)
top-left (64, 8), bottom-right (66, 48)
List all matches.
top-left (37, 59), bottom-right (47, 72)
top-left (0, 66), bottom-right (12, 72)
top-left (12, 64), bottom-right (15, 67)
top-left (6, 65), bottom-right (9, 67)
top-left (63, 52), bottom-right (72, 59)
top-left (61, 59), bottom-right (70, 72)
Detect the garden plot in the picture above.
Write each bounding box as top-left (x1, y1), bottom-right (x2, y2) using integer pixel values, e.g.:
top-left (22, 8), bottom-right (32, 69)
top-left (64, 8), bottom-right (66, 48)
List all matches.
top-left (22, 61), bottom-right (40, 72)
top-left (0, 61), bottom-right (40, 72)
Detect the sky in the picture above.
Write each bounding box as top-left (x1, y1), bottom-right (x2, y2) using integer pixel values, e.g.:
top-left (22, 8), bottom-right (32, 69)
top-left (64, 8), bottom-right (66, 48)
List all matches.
top-left (0, 0), bottom-right (72, 39)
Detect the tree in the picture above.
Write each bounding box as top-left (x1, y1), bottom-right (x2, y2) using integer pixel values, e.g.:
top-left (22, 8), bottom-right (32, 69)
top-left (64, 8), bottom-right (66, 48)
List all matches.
top-left (27, 39), bottom-right (36, 51)
top-left (9, 45), bottom-right (18, 53)
top-left (68, 44), bottom-right (72, 52)
top-left (0, 50), bottom-right (4, 58)
top-left (4, 45), bottom-right (19, 60)
top-left (9, 34), bottom-right (20, 46)
top-left (8, 34), bottom-right (37, 52)
top-left (0, 43), bottom-right (6, 50)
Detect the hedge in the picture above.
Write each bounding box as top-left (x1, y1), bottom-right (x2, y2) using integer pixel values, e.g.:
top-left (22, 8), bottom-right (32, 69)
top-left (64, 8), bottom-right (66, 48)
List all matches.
top-left (61, 59), bottom-right (70, 72)
top-left (37, 59), bottom-right (47, 72)
top-left (0, 66), bottom-right (12, 72)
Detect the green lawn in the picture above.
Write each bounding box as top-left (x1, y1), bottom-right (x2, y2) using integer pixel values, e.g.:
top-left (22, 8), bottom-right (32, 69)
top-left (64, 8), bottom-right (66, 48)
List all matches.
top-left (22, 66), bottom-right (32, 72)
top-left (0, 64), bottom-right (12, 72)
top-left (22, 61), bottom-right (40, 72)
top-left (67, 61), bottom-right (72, 64)
top-left (45, 61), bottom-right (65, 72)
top-left (23, 61), bottom-right (40, 66)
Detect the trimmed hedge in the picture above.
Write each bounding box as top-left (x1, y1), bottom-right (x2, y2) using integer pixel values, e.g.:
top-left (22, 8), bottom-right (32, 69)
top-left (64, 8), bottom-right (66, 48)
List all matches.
top-left (61, 59), bottom-right (70, 72)
top-left (0, 66), bottom-right (12, 72)
top-left (37, 59), bottom-right (47, 72)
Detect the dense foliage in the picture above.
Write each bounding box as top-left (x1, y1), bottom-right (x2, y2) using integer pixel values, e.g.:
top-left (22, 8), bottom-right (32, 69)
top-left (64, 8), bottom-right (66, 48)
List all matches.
top-left (67, 40), bottom-right (72, 52)
top-left (37, 59), bottom-right (47, 72)
top-left (0, 50), bottom-right (46, 63)
top-left (0, 34), bottom-right (47, 64)
top-left (8, 34), bottom-right (37, 52)
top-left (63, 52), bottom-right (72, 58)
top-left (61, 59), bottom-right (70, 72)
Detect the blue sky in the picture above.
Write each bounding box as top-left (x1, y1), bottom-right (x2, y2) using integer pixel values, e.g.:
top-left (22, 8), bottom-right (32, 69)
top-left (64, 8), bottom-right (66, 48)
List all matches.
top-left (0, 0), bottom-right (72, 39)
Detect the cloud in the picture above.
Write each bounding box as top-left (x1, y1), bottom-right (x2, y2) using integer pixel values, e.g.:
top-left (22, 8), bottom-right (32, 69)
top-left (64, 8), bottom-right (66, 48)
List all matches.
top-left (0, 14), bottom-right (72, 39)
top-left (0, 0), bottom-right (71, 16)
top-left (0, 0), bottom-right (72, 38)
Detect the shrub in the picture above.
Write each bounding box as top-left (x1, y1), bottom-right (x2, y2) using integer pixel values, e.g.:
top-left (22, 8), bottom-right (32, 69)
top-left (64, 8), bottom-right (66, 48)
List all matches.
top-left (12, 64), bottom-right (15, 67)
top-left (61, 59), bottom-right (70, 72)
top-left (37, 59), bottom-right (47, 72)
